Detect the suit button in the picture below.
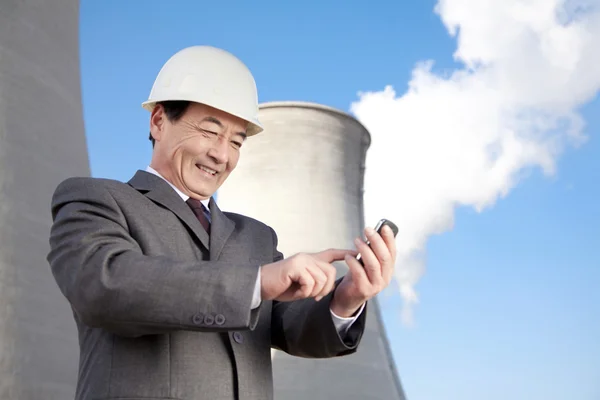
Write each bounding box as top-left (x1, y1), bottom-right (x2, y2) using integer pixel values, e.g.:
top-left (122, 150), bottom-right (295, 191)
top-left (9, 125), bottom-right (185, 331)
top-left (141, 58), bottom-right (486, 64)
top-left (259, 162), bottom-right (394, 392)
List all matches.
top-left (204, 314), bottom-right (215, 325)
top-left (233, 332), bottom-right (243, 344)
top-left (192, 313), bottom-right (204, 325)
top-left (215, 314), bottom-right (225, 325)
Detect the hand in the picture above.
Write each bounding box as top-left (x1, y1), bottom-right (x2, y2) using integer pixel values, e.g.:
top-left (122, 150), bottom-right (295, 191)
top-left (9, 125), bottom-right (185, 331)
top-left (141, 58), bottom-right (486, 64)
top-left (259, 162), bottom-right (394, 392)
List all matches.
top-left (330, 225), bottom-right (397, 318)
top-left (260, 248), bottom-right (354, 302)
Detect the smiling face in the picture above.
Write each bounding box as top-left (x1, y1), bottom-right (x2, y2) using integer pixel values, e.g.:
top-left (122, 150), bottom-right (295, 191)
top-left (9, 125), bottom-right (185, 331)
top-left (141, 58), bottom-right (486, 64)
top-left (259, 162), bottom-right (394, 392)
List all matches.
top-left (149, 102), bottom-right (248, 200)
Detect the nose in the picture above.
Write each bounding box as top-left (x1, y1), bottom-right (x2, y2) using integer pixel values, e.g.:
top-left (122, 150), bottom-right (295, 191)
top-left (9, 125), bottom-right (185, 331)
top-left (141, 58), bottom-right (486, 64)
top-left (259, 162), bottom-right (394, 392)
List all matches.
top-left (207, 136), bottom-right (229, 164)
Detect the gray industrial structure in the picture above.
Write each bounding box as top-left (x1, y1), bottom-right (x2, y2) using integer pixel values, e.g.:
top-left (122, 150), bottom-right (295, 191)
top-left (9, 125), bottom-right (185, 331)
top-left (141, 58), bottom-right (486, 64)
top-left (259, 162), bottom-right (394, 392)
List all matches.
top-left (0, 1), bottom-right (405, 399)
top-left (0, 0), bottom-right (90, 399)
top-left (217, 102), bottom-right (406, 400)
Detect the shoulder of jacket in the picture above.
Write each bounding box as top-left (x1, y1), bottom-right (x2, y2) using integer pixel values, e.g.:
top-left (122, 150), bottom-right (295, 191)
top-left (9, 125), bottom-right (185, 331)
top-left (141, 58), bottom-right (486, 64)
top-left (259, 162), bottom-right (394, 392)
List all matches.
top-left (57, 176), bottom-right (127, 190)
top-left (50, 176), bottom-right (140, 216)
top-left (53, 176), bottom-right (135, 203)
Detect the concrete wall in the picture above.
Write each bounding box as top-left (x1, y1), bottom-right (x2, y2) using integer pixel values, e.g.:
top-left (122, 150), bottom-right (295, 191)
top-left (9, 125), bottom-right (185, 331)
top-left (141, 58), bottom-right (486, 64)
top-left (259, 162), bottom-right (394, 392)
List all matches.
top-left (217, 101), bottom-right (406, 400)
top-left (0, 0), bottom-right (89, 398)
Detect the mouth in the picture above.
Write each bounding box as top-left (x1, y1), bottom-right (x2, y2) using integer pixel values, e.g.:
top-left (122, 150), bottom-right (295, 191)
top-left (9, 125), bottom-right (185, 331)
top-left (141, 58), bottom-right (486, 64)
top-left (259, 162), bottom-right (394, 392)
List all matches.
top-left (196, 163), bottom-right (218, 177)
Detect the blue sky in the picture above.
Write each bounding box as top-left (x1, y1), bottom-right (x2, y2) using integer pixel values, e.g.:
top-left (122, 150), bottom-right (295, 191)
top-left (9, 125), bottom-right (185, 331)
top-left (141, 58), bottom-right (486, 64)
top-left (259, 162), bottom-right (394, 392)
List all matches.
top-left (80, 1), bottom-right (600, 399)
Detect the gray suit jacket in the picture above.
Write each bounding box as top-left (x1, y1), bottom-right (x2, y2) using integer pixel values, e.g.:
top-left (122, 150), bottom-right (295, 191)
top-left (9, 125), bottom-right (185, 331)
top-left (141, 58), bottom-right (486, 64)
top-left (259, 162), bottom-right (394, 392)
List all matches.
top-left (47, 170), bottom-right (367, 400)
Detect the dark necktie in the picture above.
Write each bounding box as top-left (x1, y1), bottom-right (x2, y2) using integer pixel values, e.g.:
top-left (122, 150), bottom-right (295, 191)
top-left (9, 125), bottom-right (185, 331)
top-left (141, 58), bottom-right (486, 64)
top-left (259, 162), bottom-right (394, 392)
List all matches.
top-left (186, 198), bottom-right (210, 233)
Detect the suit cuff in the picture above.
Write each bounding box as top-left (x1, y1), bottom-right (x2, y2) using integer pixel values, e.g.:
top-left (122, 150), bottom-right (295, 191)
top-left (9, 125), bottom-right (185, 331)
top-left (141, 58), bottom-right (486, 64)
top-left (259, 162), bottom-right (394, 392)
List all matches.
top-left (330, 302), bottom-right (366, 336)
top-left (251, 266), bottom-right (262, 309)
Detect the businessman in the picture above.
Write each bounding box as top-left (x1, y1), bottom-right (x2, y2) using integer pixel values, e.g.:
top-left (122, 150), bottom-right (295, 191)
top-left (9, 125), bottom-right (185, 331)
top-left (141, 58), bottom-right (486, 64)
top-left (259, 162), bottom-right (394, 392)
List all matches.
top-left (47, 45), bottom-right (397, 400)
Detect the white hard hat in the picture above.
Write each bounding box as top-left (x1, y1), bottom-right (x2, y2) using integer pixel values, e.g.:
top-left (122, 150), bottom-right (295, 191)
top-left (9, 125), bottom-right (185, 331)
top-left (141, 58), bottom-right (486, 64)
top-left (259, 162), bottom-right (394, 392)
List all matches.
top-left (142, 45), bottom-right (263, 136)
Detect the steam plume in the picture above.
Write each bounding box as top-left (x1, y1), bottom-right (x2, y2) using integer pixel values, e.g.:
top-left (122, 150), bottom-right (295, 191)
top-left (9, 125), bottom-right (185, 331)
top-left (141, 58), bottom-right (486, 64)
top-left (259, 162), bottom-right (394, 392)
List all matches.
top-left (350, 0), bottom-right (600, 325)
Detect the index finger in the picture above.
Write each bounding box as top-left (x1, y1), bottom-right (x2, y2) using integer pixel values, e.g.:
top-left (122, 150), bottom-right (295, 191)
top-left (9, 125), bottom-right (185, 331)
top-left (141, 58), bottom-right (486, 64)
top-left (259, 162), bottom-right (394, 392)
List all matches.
top-left (312, 248), bottom-right (357, 263)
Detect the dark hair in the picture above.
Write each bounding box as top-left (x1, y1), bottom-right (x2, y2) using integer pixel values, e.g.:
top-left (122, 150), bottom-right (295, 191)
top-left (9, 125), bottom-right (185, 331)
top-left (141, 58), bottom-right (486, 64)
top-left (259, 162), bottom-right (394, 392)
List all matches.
top-left (149, 100), bottom-right (191, 147)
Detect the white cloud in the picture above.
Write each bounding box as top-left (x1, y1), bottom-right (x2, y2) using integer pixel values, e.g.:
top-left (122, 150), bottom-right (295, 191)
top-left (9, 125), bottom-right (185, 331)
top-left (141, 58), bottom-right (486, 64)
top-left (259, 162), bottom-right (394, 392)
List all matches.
top-left (350, 0), bottom-right (600, 325)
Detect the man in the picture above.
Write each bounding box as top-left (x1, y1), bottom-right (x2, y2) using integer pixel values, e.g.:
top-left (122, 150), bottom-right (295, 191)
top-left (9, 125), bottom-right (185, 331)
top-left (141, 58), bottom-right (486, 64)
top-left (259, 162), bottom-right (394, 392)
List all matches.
top-left (47, 46), bottom-right (397, 400)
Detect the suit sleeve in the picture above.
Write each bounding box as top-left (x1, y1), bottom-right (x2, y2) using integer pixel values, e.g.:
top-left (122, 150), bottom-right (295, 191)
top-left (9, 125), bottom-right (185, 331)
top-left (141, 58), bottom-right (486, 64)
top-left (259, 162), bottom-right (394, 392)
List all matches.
top-left (47, 178), bottom-right (261, 337)
top-left (269, 228), bottom-right (367, 358)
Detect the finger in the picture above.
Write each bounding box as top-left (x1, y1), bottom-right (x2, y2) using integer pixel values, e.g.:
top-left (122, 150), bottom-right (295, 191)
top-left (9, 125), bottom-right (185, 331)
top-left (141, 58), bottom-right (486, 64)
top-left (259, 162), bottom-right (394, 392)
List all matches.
top-left (306, 263), bottom-right (328, 299)
top-left (315, 261), bottom-right (337, 300)
top-left (364, 227), bottom-right (393, 271)
top-left (381, 261), bottom-right (394, 286)
top-left (380, 225), bottom-right (397, 261)
top-left (374, 225), bottom-right (396, 284)
top-left (354, 236), bottom-right (383, 284)
top-left (313, 248), bottom-right (356, 263)
top-left (344, 253), bottom-right (370, 287)
top-left (291, 267), bottom-right (315, 299)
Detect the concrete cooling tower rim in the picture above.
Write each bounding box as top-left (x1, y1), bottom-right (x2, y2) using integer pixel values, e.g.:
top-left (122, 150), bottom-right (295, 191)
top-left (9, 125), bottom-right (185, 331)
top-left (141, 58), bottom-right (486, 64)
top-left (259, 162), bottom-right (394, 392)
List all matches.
top-left (258, 101), bottom-right (372, 147)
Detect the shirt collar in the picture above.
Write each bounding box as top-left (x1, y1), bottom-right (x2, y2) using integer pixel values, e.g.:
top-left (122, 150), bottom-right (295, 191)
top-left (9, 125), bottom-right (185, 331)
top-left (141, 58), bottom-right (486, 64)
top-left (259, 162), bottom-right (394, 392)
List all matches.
top-left (145, 166), bottom-right (211, 210)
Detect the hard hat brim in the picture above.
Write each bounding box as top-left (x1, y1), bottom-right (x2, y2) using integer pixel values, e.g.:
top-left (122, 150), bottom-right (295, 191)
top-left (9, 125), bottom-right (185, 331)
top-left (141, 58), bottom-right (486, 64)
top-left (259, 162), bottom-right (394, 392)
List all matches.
top-left (141, 99), bottom-right (263, 137)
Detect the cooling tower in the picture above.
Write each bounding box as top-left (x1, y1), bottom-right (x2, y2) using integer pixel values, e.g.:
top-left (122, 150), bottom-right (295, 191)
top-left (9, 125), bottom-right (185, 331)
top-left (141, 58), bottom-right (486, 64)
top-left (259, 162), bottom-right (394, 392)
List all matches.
top-left (0, 0), bottom-right (89, 399)
top-left (217, 101), bottom-right (406, 400)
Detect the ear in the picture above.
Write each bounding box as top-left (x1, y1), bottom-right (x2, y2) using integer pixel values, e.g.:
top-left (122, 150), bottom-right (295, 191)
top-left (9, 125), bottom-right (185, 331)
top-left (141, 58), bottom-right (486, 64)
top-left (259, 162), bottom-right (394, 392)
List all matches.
top-left (149, 104), bottom-right (165, 142)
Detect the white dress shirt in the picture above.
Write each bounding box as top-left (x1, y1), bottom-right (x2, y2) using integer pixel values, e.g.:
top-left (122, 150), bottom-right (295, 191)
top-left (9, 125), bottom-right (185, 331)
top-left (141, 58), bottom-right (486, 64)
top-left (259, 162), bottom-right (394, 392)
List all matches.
top-left (145, 166), bottom-right (364, 336)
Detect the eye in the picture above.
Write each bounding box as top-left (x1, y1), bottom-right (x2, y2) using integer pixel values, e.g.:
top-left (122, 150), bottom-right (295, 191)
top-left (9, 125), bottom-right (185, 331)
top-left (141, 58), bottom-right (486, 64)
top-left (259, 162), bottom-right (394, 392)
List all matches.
top-left (231, 140), bottom-right (243, 149)
top-left (202, 129), bottom-right (218, 137)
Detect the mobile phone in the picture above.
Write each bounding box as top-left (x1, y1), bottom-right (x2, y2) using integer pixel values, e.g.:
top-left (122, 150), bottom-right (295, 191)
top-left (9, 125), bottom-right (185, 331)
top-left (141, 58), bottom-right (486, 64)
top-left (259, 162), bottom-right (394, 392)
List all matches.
top-left (356, 219), bottom-right (399, 266)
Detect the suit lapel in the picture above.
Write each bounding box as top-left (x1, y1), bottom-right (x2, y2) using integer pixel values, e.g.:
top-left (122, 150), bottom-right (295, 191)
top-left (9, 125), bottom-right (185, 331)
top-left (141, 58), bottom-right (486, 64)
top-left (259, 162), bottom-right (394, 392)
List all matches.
top-left (127, 170), bottom-right (210, 250)
top-left (208, 197), bottom-right (235, 261)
